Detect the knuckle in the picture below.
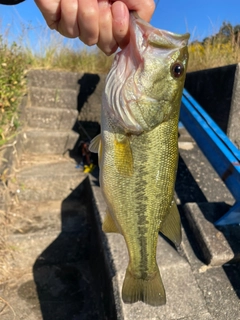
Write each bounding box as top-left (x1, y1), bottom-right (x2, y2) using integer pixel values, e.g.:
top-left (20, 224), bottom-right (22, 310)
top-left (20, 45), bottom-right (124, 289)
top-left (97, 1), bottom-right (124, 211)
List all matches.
top-left (80, 36), bottom-right (98, 46)
top-left (57, 22), bottom-right (79, 38)
top-left (86, 39), bottom-right (98, 46)
top-left (97, 43), bottom-right (118, 56)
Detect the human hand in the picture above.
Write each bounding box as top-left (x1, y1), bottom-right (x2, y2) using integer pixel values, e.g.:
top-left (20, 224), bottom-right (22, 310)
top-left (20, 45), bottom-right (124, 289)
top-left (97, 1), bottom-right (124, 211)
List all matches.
top-left (34, 0), bottom-right (155, 55)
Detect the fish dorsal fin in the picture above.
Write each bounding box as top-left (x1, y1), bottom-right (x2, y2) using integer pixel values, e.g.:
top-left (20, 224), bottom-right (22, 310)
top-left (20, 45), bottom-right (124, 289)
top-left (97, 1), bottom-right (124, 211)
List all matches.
top-left (114, 134), bottom-right (133, 177)
top-left (159, 199), bottom-right (181, 247)
top-left (102, 208), bottom-right (121, 234)
top-left (89, 134), bottom-right (101, 153)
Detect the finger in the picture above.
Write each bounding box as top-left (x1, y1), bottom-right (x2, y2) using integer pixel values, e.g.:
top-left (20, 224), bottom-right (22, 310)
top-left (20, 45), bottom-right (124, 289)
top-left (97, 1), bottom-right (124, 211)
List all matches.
top-left (111, 0), bottom-right (155, 22)
top-left (97, 0), bottom-right (118, 55)
top-left (78, 0), bottom-right (99, 46)
top-left (112, 1), bottom-right (129, 49)
top-left (57, 0), bottom-right (79, 38)
top-left (34, 0), bottom-right (61, 30)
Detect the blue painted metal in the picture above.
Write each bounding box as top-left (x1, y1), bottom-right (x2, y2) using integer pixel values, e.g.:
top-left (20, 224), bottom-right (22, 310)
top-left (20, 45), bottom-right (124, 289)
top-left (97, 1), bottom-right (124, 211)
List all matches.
top-left (180, 89), bottom-right (240, 226)
top-left (215, 202), bottom-right (240, 226)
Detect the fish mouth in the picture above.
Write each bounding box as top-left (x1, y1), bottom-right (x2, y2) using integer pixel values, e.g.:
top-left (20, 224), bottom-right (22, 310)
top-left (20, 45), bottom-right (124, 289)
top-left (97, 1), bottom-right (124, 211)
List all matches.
top-left (151, 29), bottom-right (190, 48)
top-left (131, 11), bottom-right (190, 49)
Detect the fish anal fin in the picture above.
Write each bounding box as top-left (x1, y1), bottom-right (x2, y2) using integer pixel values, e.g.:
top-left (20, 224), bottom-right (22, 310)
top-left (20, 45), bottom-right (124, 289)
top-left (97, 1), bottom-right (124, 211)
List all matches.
top-left (159, 200), bottom-right (182, 247)
top-left (114, 134), bottom-right (133, 177)
top-left (102, 209), bottom-right (120, 234)
top-left (122, 266), bottom-right (166, 306)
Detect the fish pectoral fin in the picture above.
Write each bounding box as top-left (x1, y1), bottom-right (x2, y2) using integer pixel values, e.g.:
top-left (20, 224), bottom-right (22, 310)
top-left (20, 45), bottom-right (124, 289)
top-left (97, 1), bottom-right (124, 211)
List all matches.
top-left (89, 134), bottom-right (103, 165)
top-left (89, 134), bottom-right (101, 153)
top-left (114, 134), bottom-right (133, 177)
top-left (159, 200), bottom-right (182, 247)
top-left (122, 266), bottom-right (166, 306)
top-left (102, 209), bottom-right (120, 234)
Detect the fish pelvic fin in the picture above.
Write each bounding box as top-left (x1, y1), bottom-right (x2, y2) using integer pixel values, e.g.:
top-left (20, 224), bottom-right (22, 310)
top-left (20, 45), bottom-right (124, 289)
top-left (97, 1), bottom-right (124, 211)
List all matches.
top-left (159, 199), bottom-right (182, 247)
top-left (114, 134), bottom-right (133, 177)
top-left (122, 266), bottom-right (166, 306)
top-left (102, 208), bottom-right (121, 234)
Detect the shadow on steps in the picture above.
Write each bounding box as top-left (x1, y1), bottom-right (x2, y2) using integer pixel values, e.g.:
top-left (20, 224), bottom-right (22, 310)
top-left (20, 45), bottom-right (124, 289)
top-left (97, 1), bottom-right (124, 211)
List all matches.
top-left (32, 176), bottom-right (117, 320)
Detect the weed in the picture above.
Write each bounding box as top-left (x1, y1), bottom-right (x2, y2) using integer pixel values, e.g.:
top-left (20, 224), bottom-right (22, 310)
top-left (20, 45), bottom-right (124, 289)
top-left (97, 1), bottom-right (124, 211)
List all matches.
top-left (0, 36), bottom-right (26, 146)
top-left (188, 22), bottom-right (240, 71)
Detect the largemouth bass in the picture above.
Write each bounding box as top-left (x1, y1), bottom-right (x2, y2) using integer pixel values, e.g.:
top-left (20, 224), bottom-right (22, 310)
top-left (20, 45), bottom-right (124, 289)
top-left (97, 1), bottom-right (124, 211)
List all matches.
top-left (90, 12), bottom-right (189, 306)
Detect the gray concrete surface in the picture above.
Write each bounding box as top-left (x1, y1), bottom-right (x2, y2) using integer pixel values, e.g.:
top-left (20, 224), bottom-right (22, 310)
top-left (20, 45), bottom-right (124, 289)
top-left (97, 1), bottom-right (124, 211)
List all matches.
top-left (177, 139), bottom-right (235, 206)
top-left (228, 63), bottom-right (240, 148)
top-left (26, 107), bottom-right (78, 130)
top-left (13, 160), bottom-right (86, 201)
top-left (22, 130), bottom-right (79, 155)
top-left (27, 70), bottom-right (105, 124)
top-left (177, 132), bottom-right (240, 268)
top-left (1, 69), bottom-right (240, 320)
top-left (180, 220), bottom-right (240, 320)
top-left (185, 64), bottom-right (236, 134)
top-left (1, 175), bottom-right (107, 320)
top-left (27, 69), bottom-right (81, 90)
top-left (1, 69), bottom-right (112, 320)
top-left (183, 202), bottom-right (234, 265)
top-left (28, 87), bottom-right (78, 110)
top-left (185, 63), bottom-right (240, 148)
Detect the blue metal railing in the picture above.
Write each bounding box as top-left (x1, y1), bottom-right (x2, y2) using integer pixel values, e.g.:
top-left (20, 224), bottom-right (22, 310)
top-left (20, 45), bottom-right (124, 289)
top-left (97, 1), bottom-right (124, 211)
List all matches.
top-left (180, 89), bottom-right (240, 226)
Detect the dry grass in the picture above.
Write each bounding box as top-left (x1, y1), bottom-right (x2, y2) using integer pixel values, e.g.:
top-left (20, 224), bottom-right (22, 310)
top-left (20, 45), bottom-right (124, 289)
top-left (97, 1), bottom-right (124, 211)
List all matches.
top-left (188, 39), bottom-right (240, 72)
top-left (15, 22), bottom-right (114, 74)
top-left (0, 210), bottom-right (14, 286)
top-left (188, 23), bottom-right (240, 72)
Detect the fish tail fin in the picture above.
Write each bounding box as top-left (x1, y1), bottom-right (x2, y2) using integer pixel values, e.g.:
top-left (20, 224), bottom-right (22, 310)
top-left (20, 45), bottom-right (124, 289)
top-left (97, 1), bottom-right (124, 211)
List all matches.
top-left (122, 266), bottom-right (166, 306)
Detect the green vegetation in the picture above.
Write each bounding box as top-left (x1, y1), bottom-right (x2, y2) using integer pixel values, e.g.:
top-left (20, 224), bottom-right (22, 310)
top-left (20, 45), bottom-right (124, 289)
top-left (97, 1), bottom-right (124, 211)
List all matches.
top-left (188, 22), bottom-right (240, 71)
top-left (0, 37), bottom-right (26, 146)
top-left (0, 27), bottom-right (113, 147)
top-left (0, 21), bottom-right (240, 146)
top-left (28, 46), bottom-right (113, 74)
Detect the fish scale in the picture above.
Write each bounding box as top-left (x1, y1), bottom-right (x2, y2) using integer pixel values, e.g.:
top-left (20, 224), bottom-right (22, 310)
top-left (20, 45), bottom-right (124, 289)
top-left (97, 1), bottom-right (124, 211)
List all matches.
top-left (90, 12), bottom-right (189, 306)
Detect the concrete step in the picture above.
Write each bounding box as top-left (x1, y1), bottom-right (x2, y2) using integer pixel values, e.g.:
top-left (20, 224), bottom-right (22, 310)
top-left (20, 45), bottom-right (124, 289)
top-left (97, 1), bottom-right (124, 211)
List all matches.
top-left (1, 184), bottom-right (107, 319)
top-left (180, 210), bottom-right (240, 320)
top-left (27, 69), bottom-right (82, 90)
top-left (175, 141), bottom-right (238, 267)
top-left (25, 106), bottom-right (78, 130)
top-left (12, 161), bottom-right (86, 201)
top-left (28, 86), bottom-right (78, 109)
top-left (7, 199), bottom-right (89, 235)
top-left (22, 130), bottom-right (79, 154)
top-left (19, 153), bottom-right (77, 167)
top-left (177, 141), bottom-right (234, 205)
top-left (89, 174), bottom-right (213, 320)
top-left (183, 202), bottom-right (240, 266)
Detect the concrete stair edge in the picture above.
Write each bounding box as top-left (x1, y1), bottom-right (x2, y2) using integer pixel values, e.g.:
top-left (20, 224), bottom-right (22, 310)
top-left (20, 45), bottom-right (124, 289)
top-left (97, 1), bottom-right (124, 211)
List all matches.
top-left (22, 130), bottom-right (80, 155)
top-left (27, 69), bottom-right (83, 90)
top-left (25, 106), bottom-right (78, 130)
top-left (28, 86), bottom-right (78, 109)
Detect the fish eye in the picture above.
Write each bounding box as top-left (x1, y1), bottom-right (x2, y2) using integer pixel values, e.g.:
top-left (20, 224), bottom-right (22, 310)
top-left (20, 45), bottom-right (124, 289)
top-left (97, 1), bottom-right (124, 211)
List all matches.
top-left (171, 62), bottom-right (184, 78)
